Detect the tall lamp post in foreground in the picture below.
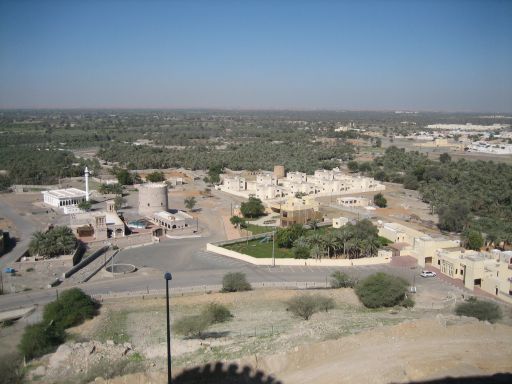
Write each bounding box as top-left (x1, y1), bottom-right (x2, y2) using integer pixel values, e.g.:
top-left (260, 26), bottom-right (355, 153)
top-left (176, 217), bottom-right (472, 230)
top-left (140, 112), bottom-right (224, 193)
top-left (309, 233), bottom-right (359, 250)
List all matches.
top-left (272, 228), bottom-right (276, 267)
top-left (164, 272), bottom-right (173, 384)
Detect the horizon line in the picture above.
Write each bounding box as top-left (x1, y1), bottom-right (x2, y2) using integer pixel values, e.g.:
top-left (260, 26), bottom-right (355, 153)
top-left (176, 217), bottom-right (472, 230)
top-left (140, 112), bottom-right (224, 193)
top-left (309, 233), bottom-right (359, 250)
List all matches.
top-left (0, 106), bottom-right (511, 115)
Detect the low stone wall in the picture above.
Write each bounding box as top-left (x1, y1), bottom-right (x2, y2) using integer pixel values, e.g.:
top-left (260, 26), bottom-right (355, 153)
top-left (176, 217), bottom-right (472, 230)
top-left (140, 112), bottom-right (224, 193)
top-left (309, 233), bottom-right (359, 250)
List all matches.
top-left (85, 232), bottom-right (156, 249)
top-left (62, 246), bottom-right (109, 279)
top-left (12, 184), bottom-right (59, 193)
top-left (206, 242), bottom-right (391, 267)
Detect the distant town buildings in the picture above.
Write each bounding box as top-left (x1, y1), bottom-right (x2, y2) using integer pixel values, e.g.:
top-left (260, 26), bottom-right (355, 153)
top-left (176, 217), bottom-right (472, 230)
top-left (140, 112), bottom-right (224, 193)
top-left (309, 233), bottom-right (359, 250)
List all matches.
top-left (426, 123), bottom-right (510, 131)
top-left (466, 142), bottom-right (512, 155)
top-left (219, 167), bottom-right (385, 202)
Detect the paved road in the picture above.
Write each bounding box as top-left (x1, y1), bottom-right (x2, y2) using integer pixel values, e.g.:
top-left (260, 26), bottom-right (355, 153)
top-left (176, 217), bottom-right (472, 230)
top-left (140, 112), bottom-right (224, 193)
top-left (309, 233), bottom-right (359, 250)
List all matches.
top-left (0, 188), bottom-right (454, 313)
top-left (0, 245), bottom-right (438, 312)
top-left (0, 199), bottom-right (37, 269)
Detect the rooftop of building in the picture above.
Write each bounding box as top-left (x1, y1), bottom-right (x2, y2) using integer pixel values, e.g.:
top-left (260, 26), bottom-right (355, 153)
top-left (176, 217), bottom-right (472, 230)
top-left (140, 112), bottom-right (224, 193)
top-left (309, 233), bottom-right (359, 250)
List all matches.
top-left (105, 212), bottom-right (124, 226)
top-left (154, 210), bottom-right (193, 221)
top-left (43, 188), bottom-right (86, 199)
top-left (139, 183), bottom-right (167, 189)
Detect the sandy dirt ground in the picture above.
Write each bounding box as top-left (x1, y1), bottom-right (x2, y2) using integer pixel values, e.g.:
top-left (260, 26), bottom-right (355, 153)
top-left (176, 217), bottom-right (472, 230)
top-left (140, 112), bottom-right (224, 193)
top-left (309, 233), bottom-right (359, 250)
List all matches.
top-left (78, 312), bottom-right (512, 384)
top-left (22, 287), bottom-right (512, 383)
top-left (244, 318), bottom-right (512, 384)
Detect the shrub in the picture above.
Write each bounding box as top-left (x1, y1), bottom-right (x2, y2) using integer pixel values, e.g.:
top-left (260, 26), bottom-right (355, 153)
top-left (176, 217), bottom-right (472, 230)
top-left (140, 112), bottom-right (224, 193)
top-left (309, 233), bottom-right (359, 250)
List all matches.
top-left (355, 273), bottom-right (409, 308)
top-left (175, 303), bottom-right (234, 339)
top-left (43, 288), bottom-right (97, 329)
top-left (240, 197), bottom-right (265, 218)
top-left (0, 353), bottom-right (24, 384)
top-left (330, 271), bottom-right (355, 288)
top-left (314, 295), bottom-right (335, 312)
top-left (292, 245), bottom-right (310, 259)
top-left (455, 298), bottom-right (502, 323)
top-left (402, 296), bottom-right (415, 308)
top-left (222, 272), bottom-right (252, 292)
top-left (18, 322), bottom-right (65, 360)
top-left (286, 294), bottom-right (320, 320)
top-left (373, 193), bottom-right (387, 208)
top-left (276, 224), bottom-right (305, 248)
top-left (173, 315), bottom-right (210, 338)
top-left (201, 303), bottom-right (233, 324)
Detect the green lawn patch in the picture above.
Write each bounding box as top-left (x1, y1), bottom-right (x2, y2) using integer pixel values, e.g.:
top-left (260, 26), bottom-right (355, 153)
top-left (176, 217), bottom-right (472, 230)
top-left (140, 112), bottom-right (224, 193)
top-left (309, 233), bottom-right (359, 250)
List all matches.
top-left (246, 224), bottom-right (273, 235)
top-left (223, 239), bottom-right (293, 258)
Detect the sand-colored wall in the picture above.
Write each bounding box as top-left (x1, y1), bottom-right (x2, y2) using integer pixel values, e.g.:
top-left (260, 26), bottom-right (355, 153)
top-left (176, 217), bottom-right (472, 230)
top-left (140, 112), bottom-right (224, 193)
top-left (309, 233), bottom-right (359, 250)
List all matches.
top-left (206, 242), bottom-right (391, 267)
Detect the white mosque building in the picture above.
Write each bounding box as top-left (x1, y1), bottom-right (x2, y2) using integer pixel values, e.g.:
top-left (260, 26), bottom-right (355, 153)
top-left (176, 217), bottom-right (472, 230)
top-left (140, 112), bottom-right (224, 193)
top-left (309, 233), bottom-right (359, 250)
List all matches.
top-left (42, 167), bottom-right (91, 213)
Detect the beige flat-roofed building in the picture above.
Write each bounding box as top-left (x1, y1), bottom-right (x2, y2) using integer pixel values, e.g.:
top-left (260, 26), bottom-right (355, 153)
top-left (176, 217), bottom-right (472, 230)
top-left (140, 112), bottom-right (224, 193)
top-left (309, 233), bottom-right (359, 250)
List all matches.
top-left (256, 184), bottom-right (284, 200)
top-left (411, 236), bottom-right (460, 267)
top-left (286, 172), bottom-right (307, 183)
top-left (42, 188), bottom-right (87, 208)
top-left (279, 196), bottom-right (321, 228)
top-left (256, 173), bottom-right (277, 186)
top-left (333, 217), bottom-right (349, 228)
top-left (223, 176), bottom-right (247, 191)
top-left (71, 211), bottom-right (125, 240)
top-left (377, 221), bottom-right (460, 266)
top-left (435, 249), bottom-right (512, 303)
top-left (153, 210), bottom-right (195, 232)
top-left (378, 222), bottom-right (425, 244)
top-left (337, 196), bottom-right (369, 207)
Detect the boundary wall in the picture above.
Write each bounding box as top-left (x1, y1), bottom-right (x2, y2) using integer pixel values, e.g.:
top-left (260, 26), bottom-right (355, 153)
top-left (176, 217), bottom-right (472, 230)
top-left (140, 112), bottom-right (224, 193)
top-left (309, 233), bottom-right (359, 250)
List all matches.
top-left (207, 235), bottom-right (391, 267)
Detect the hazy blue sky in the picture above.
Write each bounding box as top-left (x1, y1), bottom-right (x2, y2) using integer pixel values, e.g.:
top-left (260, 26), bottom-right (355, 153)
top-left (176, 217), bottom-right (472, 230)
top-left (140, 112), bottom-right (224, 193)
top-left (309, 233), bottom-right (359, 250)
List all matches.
top-left (1, 0), bottom-right (511, 112)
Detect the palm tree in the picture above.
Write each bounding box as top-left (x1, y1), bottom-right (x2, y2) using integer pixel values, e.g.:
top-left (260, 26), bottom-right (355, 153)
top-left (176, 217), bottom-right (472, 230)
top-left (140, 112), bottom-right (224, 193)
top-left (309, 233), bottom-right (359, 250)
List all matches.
top-left (307, 233), bottom-right (325, 259)
top-left (29, 231), bottom-right (46, 256)
top-left (321, 232), bottom-right (338, 258)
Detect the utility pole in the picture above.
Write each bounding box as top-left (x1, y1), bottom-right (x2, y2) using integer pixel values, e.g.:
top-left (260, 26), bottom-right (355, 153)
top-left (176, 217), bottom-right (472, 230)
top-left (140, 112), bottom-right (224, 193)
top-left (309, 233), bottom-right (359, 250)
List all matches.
top-left (272, 228), bottom-right (276, 267)
top-left (164, 272), bottom-right (173, 384)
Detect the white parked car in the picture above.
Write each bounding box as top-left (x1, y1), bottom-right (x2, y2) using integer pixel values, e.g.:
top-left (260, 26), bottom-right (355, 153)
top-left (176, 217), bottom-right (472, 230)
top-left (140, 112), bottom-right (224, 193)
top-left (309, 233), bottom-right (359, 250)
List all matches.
top-left (420, 270), bottom-right (437, 278)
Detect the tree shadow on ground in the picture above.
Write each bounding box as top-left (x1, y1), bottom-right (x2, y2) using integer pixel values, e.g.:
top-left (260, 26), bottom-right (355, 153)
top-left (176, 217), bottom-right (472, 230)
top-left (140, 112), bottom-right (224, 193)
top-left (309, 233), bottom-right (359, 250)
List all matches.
top-left (199, 331), bottom-right (230, 339)
top-left (1, 235), bottom-right (17, 255)
top-left (173, 362), bottom-right (282, 384)
top-left (398, 373), bottom-right (512, 384)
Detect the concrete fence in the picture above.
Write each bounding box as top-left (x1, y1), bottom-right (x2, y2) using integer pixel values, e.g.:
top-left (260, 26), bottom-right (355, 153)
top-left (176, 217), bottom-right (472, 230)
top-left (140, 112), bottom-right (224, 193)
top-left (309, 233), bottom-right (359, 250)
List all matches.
top-left (206, 241), bottom-right (391, 267)
top-left (92, 281), bottom-right (333, 301)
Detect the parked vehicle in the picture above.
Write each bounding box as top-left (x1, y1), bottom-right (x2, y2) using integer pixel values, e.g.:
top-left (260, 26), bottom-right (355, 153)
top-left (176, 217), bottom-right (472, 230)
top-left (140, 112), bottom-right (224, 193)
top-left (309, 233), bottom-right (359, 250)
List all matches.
top-left (420, 270), bottom-right (436, 278)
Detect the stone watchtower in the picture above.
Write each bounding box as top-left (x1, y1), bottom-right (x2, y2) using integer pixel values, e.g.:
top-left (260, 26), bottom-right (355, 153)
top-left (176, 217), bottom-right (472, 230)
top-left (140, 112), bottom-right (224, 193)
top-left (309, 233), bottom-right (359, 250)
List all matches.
top-left (138, 183), bottom-right (168, 217)
top-left (273, 165), bottom-right (285, 179)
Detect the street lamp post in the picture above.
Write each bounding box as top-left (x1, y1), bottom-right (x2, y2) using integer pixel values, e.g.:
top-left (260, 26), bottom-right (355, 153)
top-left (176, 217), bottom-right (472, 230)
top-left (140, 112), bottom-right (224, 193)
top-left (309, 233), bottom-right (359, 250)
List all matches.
top-left (410, 266), bottom-right (417, 293)
top-left (164, 272), bottom-right (173, 384)
top-left (272, 228), bottom-right (276, 267)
